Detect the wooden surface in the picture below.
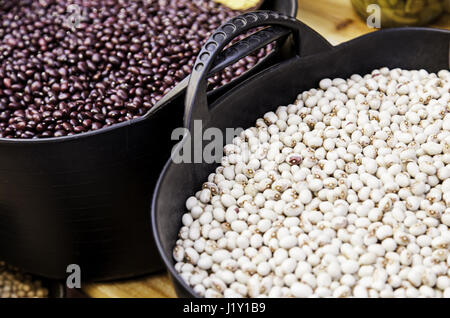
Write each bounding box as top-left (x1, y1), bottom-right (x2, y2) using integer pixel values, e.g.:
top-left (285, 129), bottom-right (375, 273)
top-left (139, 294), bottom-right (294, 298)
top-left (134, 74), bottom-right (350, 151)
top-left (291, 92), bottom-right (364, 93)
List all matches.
top-left (83, 0), bottom-right (449, 298)
top-left (83, 272), bottom-right (177, 298)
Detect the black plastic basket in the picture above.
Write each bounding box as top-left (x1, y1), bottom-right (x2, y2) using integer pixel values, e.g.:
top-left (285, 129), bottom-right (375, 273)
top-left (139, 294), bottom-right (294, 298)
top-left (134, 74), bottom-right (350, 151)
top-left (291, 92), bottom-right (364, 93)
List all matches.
top-left (0, 1), bottom-right (297, 281)
top-left (152, 11), bottom-right (450, 297)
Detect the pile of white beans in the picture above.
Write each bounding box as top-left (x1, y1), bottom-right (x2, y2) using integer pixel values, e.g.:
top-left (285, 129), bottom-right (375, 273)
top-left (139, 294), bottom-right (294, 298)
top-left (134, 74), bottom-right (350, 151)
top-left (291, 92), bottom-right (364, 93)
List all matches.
top-left (173, 67), bottom-right (450, 298)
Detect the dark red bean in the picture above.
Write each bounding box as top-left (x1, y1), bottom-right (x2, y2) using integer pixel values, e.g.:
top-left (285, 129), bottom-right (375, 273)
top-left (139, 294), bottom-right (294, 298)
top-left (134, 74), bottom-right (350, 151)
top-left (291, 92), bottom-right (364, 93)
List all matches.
top-left (91, 53), bottom-right (102, 63)
top-left (74, 126), bottom-right (84, 133)
top-left (62, 122), bottom-right (73, 132)
top-left (91, 122), bottom-right (102, 130)
top-left (54, 130), bottom-right (66, 137)
top-left (3, 78), bottom-right (12, 89)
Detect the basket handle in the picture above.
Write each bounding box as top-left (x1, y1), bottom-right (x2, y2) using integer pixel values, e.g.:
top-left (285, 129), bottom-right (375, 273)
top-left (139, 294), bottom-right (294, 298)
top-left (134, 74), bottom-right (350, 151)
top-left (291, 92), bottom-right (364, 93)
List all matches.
top-left (184, 11), bottom-right (332, 129)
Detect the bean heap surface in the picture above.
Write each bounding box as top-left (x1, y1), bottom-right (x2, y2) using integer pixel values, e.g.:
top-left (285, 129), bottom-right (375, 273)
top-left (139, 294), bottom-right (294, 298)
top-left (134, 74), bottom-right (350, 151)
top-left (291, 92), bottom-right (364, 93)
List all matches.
top-left (174, 68), bottom-right (450, 298)
top-left (0, 0), bottom-right (265, 139)
top-left (0, 261), bottom-right (49, 298)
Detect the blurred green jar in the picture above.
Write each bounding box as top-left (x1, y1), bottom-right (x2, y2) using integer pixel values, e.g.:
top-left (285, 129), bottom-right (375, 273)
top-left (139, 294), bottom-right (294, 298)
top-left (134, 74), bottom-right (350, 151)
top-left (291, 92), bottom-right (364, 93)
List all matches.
top-left (352, 0), bottom-right (446, 27)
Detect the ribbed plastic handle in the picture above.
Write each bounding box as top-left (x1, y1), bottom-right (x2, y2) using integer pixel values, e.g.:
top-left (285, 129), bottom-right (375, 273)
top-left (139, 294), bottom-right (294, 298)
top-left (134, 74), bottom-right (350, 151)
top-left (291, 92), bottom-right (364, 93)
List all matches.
top-left (207, 25), bottom-right (291, 76)
top-left (184, 11), bottom-right (304, 129)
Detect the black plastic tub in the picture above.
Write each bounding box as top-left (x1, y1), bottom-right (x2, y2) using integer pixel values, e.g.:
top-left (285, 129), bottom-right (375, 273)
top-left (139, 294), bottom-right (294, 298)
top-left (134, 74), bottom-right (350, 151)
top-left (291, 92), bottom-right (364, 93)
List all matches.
top-left (0, 1), bottom-right (297, 281)
top-left (152, 11), bottom-right (450, 297)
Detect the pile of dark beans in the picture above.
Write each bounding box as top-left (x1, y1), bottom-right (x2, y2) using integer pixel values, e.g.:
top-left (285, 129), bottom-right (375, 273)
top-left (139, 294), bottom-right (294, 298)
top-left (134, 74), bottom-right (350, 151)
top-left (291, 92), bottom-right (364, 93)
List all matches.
top-left (0, 0), bottom-right (269, 139)
top-left (0, 261), bottom-right (49, 298)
